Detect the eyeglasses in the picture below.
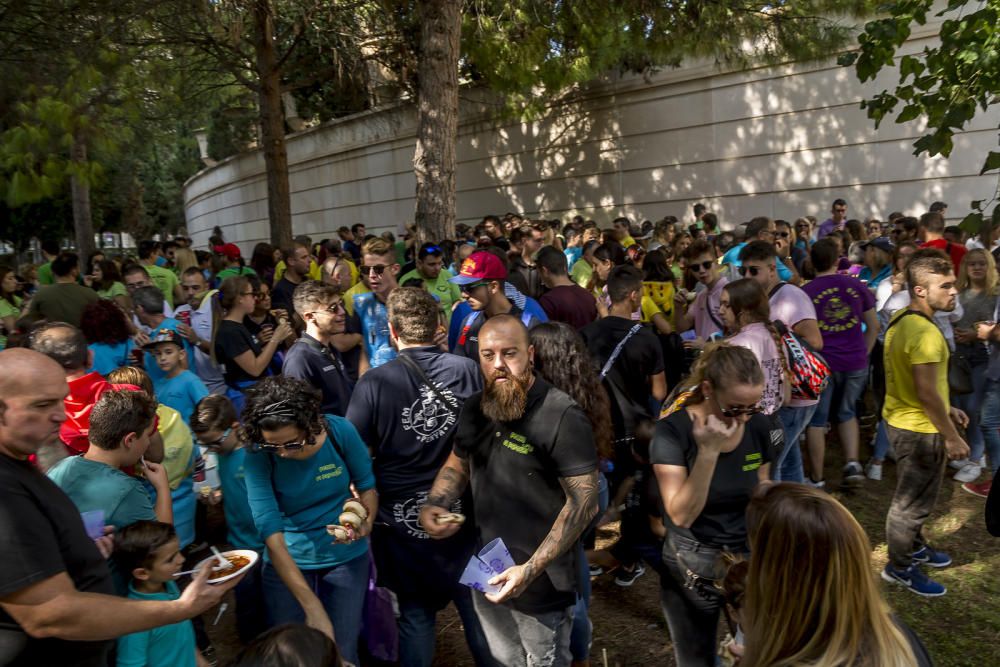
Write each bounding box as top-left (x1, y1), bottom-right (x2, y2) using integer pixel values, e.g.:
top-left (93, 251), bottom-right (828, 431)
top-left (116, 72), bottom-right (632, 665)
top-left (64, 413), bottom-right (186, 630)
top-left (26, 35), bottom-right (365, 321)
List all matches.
top-left (360, 264), bottom-right (390, 275)
top-left (713, 394), bottom-right (763, 418)
top-left (125, 281), bottom-right (148, 290)
top-left (775, 231), bottom-right (790, 238)
top-left (690, 260), bottom-right (715, 272)
top-left (241, 290), bottom-right (255, 297)
top-left (738, 265), bottom-right (762, 277)
top-left (259, 437), bottom-right (309, 452)
top-left (199, 428), bottom-right (231, 449)
top-left (461, 281), bottom-right (490, 294)
top-left (310, 301), bottom-right (345, 316)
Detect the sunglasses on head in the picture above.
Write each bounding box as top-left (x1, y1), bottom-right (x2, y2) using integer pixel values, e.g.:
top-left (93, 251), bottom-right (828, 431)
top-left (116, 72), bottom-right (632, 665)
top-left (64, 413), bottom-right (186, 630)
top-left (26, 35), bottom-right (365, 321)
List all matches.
top-left (690, 260), bottom-right (715, 272)
top-left (360, 264), bottom-right (390, 275)
top-left (738, 265), bottom-right (762, 277)
top-left (258, 437), bottom-right (309, 452)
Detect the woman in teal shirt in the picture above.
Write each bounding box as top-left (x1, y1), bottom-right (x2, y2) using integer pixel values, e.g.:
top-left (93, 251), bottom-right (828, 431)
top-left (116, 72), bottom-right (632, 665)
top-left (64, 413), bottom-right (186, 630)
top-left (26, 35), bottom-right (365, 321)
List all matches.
top-left (241, 376), bottom-right (377, 666)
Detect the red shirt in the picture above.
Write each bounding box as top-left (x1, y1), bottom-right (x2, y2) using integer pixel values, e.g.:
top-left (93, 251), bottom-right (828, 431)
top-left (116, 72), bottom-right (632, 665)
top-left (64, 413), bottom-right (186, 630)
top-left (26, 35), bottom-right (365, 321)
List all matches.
top-left (921, 238), bottom-right (966, 273)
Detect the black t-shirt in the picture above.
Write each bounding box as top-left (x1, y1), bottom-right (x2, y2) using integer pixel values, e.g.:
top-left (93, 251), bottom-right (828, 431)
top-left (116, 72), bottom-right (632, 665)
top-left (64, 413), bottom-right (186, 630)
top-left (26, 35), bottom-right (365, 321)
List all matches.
top-left (283, 333), bottom-right (354, 416)
top-left (539, 284), bottom-right (598, 330)
top-left (649, 409), bottom-right (772, 546)
top-left (453, 376), bottom-right (598, 613)
top-left (452, 306), bottom-right (543, 361)
top-left (0, 454), bottom-right (115, 666)
top-left (270, 276), bottom-right (301, 316)
top-left (581, 316), bottom-right (664, 437)
top-left (214, 319), bottom-right (264, 385)
top-left (347, 347), bottom-right (482, 502)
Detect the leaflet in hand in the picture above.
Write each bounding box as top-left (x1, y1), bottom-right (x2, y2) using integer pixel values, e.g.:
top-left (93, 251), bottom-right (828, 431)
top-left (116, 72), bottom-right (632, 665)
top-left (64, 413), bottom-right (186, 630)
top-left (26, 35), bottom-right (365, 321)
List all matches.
top-left (458, 537), bottom-right (516, 593)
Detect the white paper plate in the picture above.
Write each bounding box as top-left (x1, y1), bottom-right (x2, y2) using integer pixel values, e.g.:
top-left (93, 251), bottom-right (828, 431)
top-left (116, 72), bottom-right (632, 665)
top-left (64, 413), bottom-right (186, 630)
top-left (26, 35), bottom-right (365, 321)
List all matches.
top-left (194, 549), bottom-right (259, 584)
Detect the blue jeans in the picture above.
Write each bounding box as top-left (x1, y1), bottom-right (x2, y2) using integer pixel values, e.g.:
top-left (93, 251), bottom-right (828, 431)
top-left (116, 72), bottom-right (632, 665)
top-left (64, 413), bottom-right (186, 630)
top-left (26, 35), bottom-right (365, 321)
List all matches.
top-left (774, 404), bottom-right (818, 482)
top-left (261, 554), bottom-right (369, 665)
top-left (570, 472), bottom-right (609, 661)
top-left (397, 587), bottom-right (497, 667)
top-left (978, 378), bottom-right (1000, 473)
top-left (952, 363), bottom-right (987, 462)
top-left (810, 368), bottom-right (868, 426)
top-left (873, 420), bottom-right (891, 461)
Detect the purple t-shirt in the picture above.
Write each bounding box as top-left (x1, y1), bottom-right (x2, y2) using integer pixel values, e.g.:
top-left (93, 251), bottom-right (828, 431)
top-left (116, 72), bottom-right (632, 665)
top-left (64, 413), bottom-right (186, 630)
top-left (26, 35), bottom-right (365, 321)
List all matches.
top-left (802, 274), bottom-right (875, 372)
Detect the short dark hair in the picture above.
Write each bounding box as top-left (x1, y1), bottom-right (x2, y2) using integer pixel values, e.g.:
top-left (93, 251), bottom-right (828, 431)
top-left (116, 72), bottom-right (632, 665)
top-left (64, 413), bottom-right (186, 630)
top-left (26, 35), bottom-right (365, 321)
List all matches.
top-left (738, 240), bottom-right (778, 265)
top-left (230, 623), bottom-right (343, 667)
top-left (702, 212), bottom-right (718, 230)
top-left (693, 203), bottom-right (707, 216)
top-left (190, 395), bottom-right (238, 435)
top-left (606, 265), bottom-right (643, 304)
top-left (29, 322), bottom-right (89, 370)
top-left (906, 249), bottom-right (953, 294)
top-left (89, 389), bottom-right (157, 451)
top-left (122, 264), bottom-right (151, 280)
top-left (387, 288), bottom-right (438, 344)
top-left (417, 242), bottom-right (443, 260)
top-left (745, 217), bottom-right (773, 240)
top-left (809, 238), bottom-right (841, 273)
top-left (114, 520), bottom-right (177, 576)
top-left (182, 266), bottom-right (206, 281)
top-left (682, 239), bottom-right (715, 262)
top-left (52, 252), bottom-right (79, 277)
top-left (919, 211), bottom-right (945, 234)
top-left (832, 198), bottom-right (847, 208)
top-left (137, 240), bottom-right (160, 260)
top-left (291, 280), bottom-right (339, 317)
top-left (535, 246), bottom-right (568, 276)
top-left (929, 201), bottom-right (947, 212)
top-left (350, 223), bottom-right (365, 235)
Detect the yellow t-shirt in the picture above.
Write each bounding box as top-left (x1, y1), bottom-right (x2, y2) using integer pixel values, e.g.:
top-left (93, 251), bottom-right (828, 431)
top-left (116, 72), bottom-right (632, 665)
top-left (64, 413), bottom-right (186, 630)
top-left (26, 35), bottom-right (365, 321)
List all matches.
top-left (156, 404), bottom-right (195, 490)
top-left (883, 310), bottom-right (949, 434)
top-left (640, 295), bottom-right (663, 323)
top-left (343, 281), bottom-right (372, 316)
top-left (643, 281), bottom-right (674, 321)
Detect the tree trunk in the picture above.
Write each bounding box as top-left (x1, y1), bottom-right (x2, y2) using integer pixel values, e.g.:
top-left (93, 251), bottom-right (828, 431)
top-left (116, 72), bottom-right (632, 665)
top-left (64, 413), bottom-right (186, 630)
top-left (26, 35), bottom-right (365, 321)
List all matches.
top-left (253, 0), bottom-right (293, 249)
top-left (413, 0), bottom-right (461, 245)
top-left (70, 130), bottom-right (95, 269)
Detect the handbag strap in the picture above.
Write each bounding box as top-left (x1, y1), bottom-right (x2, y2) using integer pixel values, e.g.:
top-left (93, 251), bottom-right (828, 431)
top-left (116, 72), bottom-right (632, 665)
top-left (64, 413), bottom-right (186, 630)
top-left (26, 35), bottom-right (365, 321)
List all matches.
top-left (397, 351), bottom-right (456, 417)
top-left (600, 324), bottom-right (643, 380)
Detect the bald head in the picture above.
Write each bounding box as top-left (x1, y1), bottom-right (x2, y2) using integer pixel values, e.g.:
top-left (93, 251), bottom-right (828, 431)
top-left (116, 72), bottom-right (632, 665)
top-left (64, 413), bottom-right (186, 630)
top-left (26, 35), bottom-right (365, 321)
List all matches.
top-left (480, 314), bottom-right (530, 348)
top-left (29, 322), bottom-right (89, 372)
top-left (0, 348), bottom-right (69, 459)
top-left (0, 348), bottom-right (67, 397)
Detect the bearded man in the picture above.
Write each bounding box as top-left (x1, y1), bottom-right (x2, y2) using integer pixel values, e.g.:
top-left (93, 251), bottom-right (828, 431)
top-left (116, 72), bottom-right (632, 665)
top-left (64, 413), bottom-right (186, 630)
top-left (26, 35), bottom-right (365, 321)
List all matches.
top-left (420, 315), bottom-right (598, 667)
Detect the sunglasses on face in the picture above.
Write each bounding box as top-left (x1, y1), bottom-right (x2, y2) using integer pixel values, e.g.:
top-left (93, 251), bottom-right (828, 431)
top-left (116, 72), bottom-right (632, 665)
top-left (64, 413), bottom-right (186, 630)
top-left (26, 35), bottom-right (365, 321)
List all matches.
top-left (259, 437), bottom-right (309, 452)
top-left (461, 281), bottom-right (490, 294)
top-left (714, 394), bottom-right (763, 418)
top-left (738, 265), bottom-right (762, 277)
top-left (690, 260), bottom-right (715, 272)
top-left (199, 428), bottom-right (231, 449)
top-left (311, 301), bottom-right (345, 315)
top-left (776, 231), bottom-right (790, 238)
top-left (360, 265), bottom-right (390, 275)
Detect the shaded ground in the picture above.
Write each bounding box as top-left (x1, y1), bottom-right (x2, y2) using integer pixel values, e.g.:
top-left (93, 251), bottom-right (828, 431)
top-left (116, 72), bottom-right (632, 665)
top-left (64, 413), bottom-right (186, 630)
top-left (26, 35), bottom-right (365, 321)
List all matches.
top-left (204, 442), bottom-right (999, 666)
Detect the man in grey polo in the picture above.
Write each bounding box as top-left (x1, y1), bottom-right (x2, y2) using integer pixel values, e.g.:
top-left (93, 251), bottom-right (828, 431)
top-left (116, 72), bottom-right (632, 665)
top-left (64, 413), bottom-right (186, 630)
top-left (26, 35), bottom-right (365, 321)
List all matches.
top-left (282, 281), bottom-right (353, 416)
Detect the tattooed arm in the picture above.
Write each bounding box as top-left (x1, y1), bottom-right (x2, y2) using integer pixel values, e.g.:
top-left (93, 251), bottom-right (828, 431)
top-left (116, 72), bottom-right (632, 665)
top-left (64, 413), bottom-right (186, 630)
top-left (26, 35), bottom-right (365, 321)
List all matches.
top-left (419, 451), bottom-right (471, 539)
top-left (485, 469), bottom-right (599, 603)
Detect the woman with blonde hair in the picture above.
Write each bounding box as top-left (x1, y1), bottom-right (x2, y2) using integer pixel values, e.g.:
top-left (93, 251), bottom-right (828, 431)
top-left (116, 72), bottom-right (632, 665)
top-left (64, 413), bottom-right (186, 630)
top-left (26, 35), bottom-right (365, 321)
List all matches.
top-left (742, 483), bottom-right (931, 666)
top-left (652, 343), bottom-right (772, 666)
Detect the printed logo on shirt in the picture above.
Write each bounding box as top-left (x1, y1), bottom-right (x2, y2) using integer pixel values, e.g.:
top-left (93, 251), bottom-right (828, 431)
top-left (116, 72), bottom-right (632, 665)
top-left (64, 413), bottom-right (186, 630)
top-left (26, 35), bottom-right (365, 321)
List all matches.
top-left (742, 451), bottom-right (762, 472)
top-left (500, 431), bottom-right (534, 455)
top-left (392, 490), bottom-right (464, 539)
top-left (401, 384), bottom-right (459, 442)
top-left (315, 462), bottom-right (343, 482)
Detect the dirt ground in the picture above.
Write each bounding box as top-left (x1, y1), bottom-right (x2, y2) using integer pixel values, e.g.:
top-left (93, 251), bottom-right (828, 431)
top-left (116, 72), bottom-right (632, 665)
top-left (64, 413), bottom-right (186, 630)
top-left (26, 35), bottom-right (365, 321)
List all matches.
top-left (203, 433), bottom-right (1000, 667)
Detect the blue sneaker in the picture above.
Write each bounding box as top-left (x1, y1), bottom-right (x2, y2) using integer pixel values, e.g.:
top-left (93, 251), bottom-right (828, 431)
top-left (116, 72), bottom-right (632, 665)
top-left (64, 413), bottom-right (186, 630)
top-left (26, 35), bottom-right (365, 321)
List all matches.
top-left (912, 545), bottom-right (952, 568)
top-left (881, 563), bottom-right (946, 597)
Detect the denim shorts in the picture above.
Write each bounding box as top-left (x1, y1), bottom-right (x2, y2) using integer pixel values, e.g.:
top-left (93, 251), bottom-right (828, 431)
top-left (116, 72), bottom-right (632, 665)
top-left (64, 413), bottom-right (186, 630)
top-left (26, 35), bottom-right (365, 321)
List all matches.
top-left (810, 368), bottom-right (868, 426)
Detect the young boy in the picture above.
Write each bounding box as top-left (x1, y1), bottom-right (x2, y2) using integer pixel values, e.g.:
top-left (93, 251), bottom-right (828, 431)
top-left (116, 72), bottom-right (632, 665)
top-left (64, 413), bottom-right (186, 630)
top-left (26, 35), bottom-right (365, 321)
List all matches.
top-left (146, 328), bottom-right (209, 425)
top-left (114, 521), bottom-right (207, 667)
top-left (190, 395), bottom-right (266, 643)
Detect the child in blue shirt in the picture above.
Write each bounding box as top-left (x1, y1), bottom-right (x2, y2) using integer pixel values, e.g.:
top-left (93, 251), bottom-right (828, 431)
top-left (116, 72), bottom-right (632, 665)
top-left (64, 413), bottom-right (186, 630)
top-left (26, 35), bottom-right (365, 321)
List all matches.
top-left (147, 328), bottom-right (209, 424)
top-left (190, 394), bottom-right (267, 643)
top-left (114, 521), bottom-right (204, 667)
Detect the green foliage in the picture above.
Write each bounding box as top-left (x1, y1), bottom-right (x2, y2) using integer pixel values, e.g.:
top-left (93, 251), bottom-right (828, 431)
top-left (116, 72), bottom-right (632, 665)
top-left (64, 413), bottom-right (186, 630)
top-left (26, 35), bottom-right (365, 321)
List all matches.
top-left (841, 0), bottom-right (1000, 233)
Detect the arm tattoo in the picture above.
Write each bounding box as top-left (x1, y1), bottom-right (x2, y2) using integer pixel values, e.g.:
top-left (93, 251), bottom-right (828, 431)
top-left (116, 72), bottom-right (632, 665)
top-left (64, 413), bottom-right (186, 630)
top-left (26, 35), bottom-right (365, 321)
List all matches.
top-left (523, 470), bottom-right (599, 583)
top-left (426, 456), bottom-right (471, 509)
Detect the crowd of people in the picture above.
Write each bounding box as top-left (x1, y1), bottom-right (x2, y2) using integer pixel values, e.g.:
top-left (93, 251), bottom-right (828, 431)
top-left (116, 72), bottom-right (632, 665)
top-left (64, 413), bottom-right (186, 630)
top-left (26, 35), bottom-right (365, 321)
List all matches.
top-left (1, 199), bottom-right (998, 667)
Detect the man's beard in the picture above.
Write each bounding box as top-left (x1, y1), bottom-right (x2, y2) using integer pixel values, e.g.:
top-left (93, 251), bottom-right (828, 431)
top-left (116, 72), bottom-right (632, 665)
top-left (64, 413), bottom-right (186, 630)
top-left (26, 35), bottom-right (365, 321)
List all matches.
top-left (481, 368), bottom-right (532, 423)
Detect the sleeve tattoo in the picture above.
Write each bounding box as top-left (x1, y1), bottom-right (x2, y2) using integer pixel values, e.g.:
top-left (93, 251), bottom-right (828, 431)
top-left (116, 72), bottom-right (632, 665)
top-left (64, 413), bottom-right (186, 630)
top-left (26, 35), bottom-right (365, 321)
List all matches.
top-left (426, 455), bottom-right (471, 509)
top-left (523, 470), bottom-right (599, 583)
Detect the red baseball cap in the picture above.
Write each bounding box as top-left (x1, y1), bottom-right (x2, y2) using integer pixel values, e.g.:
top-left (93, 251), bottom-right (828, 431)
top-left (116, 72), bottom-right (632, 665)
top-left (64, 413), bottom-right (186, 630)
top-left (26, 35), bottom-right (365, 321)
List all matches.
top-left (449, 251), bottom-right (507, 285)
top-left (213, 243), bottom-right (242, 260)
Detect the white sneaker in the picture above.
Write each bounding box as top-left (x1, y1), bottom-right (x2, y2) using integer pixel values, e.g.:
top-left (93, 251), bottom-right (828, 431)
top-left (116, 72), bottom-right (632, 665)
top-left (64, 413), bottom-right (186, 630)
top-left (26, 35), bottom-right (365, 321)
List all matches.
top-left (949, 458), bottom-right (971, 471)
top-left (866, 461), bottom-right (883, 481)
top-left (954, 462), bottom-right (983, 483)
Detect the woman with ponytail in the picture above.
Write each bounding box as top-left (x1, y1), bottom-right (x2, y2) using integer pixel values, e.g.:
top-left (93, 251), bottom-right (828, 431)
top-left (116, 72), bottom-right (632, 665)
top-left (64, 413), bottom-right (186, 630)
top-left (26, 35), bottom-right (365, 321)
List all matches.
top-left (211, 276), bottom-right (293, 411)
top-left (652, 343), bottom-right (772, 666)
top-left (720, 278), bottom-right (791, 415)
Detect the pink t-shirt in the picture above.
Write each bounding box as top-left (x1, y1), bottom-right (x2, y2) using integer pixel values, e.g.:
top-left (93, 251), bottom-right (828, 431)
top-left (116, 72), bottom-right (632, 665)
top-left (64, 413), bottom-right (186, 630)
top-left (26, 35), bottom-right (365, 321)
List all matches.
top-left (728, 322), bottom-right (786, 415)
top-left (769, 283), bottom-right (819, 407)
top-left (693, 277), bottom-right (728, 340)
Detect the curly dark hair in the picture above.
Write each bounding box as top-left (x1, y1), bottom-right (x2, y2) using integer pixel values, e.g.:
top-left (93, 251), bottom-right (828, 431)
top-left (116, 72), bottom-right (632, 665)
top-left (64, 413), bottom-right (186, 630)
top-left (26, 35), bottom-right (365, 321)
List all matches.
top-left (529, 322), bottom-right (614, 460)
top-left (239, 376), bottom-right (325, 448)
top-left (80, 300), bottom-right (131, 344)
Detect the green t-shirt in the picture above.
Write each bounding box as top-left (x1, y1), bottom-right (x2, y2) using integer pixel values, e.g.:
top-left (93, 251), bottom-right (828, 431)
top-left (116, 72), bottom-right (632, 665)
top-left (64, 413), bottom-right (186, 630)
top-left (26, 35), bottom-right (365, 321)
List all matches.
top-left (145, 263), bottom-right (180, 308)
top-left (47, 456), bottom-right (156, 529)
top-left (27, 282), bottom-right (100, 328)
top-left (0, 295), bottom-right (23, 349)
top-left (215, 266), bottom-right (258, 282)
top-left (398, 267), bottom-right (462, 323)
top-left (96, 281), bottom-right (128, 300)
top-left (571, 258), bottom-right (593, 288)
top-left (37, 261), bottom-right (54, 285)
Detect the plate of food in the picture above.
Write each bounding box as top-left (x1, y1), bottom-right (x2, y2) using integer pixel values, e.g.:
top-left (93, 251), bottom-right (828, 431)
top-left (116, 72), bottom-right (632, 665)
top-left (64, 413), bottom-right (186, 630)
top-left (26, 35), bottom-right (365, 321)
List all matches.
top-left (194, 549), bottom-right (259, 584)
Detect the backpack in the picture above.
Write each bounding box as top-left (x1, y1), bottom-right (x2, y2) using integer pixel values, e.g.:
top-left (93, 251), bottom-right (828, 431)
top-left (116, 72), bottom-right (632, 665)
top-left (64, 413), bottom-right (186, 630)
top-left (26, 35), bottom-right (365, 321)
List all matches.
top-left (772, 320), bottom-right (831, 401)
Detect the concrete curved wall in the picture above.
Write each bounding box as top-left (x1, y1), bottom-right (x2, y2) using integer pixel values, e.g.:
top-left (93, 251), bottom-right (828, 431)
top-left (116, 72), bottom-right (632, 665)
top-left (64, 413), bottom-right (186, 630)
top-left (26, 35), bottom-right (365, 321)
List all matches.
top-left (183, 17), bottom-right (1000, 250)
